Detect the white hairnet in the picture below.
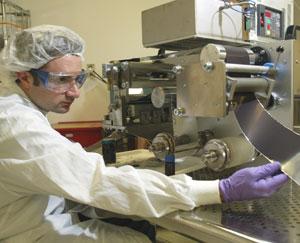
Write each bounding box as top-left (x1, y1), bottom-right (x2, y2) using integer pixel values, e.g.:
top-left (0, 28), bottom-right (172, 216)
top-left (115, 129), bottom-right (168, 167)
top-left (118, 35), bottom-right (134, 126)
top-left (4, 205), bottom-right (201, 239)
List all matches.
top-left (0, 25), bottom-right (85, 72)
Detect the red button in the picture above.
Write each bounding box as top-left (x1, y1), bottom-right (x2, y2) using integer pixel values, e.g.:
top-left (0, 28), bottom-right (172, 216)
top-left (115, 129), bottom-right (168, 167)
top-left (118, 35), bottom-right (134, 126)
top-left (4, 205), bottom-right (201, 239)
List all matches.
top-left (260, 17), bottom-right (264, 24)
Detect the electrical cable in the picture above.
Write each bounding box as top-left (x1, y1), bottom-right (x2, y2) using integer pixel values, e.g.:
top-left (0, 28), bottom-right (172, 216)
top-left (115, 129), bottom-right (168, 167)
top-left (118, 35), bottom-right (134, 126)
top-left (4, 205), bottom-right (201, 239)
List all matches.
top-left (220, 0), bottom-right (256, 17)
top-left (90, 70), bottom-right (108, 84)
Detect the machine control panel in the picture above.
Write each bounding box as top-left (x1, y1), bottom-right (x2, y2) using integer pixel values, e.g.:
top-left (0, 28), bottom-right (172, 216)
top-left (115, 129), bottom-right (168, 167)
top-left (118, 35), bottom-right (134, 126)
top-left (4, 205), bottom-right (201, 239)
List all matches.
top-left (257, 4), bottom-right (284, 39)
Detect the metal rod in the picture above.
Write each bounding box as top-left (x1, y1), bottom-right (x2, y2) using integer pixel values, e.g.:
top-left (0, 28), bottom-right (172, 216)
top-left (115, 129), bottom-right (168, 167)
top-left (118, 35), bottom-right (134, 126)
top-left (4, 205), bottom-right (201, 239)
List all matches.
top-left (1, 0), bottom-right (7, 45)
top-left (226, 63), bottom-right (270, 74)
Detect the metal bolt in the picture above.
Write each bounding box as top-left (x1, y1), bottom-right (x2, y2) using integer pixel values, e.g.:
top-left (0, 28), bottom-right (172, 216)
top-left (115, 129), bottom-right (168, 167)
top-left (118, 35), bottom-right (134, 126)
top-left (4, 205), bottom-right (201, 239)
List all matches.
top-left (274, 96), bottom-right (281, 105)
top-left (173, 107), bottom-right (185, 116)
top-left (112, 66), bottom-right (119, 73)
top-left (126, 117), bottom-right (131, 123)
top-left (102, 64), bottom-right (112, 73)
top-left (203, 150), bottom-right (218, 163)
top-left (172, 65), bottom-right (183, 74)
top-left (120, 62), bottom-right (129, 71)
top-left (260, 50), bottom-right (266, 55)
top-left (203, 62), bottom-right (214, 72)
top-left (121, 82), bottom-right (129, 89)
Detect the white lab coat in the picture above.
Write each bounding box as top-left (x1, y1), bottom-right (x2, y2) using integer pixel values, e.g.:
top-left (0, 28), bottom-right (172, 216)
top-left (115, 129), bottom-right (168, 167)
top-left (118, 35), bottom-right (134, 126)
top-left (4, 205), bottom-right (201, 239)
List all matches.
top-left (0, 81), bottom-right (221, 242)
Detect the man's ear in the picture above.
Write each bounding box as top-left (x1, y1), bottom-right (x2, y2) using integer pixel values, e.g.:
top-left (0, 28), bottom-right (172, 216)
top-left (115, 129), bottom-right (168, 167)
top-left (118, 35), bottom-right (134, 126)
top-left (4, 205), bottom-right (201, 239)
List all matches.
top-left (16, 71), bottom-right (32, 90)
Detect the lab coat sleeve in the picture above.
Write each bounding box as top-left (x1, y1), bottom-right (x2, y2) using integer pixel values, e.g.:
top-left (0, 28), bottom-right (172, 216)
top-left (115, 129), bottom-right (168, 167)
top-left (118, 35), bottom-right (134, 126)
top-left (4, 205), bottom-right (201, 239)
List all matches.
top-left (0, 104), bottom-right (221, 218)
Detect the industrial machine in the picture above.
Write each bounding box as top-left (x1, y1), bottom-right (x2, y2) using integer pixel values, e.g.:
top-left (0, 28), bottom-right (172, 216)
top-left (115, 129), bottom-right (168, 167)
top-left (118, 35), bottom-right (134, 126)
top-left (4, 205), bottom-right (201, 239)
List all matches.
top-left (102, 0), bottom-right (300, 241)
top-left (103, 0), bottom-right (295, 171)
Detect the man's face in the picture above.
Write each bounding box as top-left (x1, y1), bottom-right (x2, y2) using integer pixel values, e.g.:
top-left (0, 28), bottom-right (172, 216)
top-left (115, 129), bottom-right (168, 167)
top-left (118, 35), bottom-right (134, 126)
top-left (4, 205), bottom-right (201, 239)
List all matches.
top-left (18, 55), bottom-right (82, 113)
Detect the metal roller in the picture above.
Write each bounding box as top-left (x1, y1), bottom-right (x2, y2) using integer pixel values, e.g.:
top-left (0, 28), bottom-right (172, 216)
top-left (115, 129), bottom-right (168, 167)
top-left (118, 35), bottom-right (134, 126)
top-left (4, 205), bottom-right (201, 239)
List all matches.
top-left (225, 63), bottom-right (271, 74)
top-left (234, 77), bottom-right (269, 92)
top-left (151, 86), bottom-right (176, 108)
top-left (200, 44), bottom-right (256, 65)
top-left (149, 133), bottom-right (175, 161)
top-left (200, 44), bottom-right (269, 66)
top-left (200, 43), bottom-right (272, 76)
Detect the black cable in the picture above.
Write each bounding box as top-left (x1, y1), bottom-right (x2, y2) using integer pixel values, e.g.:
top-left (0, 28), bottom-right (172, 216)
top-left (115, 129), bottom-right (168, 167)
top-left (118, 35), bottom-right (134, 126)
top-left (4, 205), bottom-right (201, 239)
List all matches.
top-left (90, 70), bottom-right (108, 84)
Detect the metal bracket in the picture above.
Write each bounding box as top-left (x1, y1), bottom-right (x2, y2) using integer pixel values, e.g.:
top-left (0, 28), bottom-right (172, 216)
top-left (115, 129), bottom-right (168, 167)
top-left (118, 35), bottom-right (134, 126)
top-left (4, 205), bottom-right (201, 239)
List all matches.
top-left (255, 76), bottom-right (275, 100)
top-left (226, 76), bottom-right (238, 101)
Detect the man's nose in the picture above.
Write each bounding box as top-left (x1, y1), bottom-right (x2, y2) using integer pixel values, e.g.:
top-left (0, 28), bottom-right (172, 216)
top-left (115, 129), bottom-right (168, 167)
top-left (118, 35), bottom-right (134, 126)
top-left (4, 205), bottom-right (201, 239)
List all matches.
top-left (65, 82), bottom-right (80, 98)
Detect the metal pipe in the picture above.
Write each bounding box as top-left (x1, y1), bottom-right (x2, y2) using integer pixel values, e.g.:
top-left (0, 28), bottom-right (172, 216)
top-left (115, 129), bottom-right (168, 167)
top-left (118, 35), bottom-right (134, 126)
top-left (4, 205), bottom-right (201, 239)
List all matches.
top-left (234, 78), bottom-right (269, 92)
top-left (1, 0), bottom-right (7, 46)
top-left (127, 62), bottom-right (175, 74)
top-left (226, 63), bottom-right (270, 74)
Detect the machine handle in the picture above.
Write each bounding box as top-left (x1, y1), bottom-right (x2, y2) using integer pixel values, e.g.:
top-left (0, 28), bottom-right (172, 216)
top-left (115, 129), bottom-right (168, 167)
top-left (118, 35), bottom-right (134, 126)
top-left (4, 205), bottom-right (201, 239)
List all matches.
top-left (285, 25), bottom-right (300, 40)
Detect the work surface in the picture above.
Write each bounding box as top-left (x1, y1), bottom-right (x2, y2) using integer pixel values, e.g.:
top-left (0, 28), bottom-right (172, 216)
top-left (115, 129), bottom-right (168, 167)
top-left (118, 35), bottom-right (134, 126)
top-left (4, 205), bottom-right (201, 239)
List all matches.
top-left (88, 146), bottom-right (299, 242)
top-left (151, 180), bottom-right (300, 243)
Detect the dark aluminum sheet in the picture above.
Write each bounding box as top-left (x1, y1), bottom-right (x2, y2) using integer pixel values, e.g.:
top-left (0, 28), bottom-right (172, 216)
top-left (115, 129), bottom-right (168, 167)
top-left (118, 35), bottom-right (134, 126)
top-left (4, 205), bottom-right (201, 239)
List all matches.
top-left (235, 97), bottom-right (300, 185)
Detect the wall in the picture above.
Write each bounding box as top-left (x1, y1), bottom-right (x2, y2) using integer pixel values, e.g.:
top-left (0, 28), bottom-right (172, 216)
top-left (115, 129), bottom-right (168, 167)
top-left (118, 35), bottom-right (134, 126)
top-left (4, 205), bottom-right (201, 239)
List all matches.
top-left (295, 0), bottom-right (300, 26)
top-left (13, 0), bottom-right (172, 124)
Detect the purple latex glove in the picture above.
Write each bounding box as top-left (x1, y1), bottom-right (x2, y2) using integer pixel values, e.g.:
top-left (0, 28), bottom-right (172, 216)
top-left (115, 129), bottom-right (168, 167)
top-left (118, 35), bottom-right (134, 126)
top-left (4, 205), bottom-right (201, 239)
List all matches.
top-left (219, 162), bottom-right (289, 202)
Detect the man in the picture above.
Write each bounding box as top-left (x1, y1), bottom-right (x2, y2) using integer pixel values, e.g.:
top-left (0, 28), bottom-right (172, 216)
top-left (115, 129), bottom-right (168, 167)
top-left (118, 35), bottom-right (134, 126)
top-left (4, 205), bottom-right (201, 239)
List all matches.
top-left (0, 25), bottom-right (288, 242)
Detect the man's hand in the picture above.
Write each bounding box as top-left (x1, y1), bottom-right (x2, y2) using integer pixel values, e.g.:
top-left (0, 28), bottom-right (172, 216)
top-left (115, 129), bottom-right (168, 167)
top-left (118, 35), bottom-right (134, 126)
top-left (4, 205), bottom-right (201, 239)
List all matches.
top-left (219, 162), bottom-right (289, 202)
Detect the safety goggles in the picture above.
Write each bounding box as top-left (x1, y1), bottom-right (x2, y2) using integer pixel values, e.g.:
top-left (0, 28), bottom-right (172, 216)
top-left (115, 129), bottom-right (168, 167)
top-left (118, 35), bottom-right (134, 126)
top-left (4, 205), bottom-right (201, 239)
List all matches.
top-left (30, 68), bottom-right (88, 93)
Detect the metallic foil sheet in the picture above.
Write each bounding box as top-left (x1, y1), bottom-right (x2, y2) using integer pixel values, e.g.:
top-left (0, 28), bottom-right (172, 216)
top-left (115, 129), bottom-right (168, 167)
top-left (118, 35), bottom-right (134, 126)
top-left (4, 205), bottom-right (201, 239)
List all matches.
top-left (235, 97), bottom-right (300, 185)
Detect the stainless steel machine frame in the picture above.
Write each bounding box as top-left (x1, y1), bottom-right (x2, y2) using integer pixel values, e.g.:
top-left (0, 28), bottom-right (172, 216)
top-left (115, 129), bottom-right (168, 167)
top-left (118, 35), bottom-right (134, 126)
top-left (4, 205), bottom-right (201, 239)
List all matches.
top-left (103, 40), bottom-right (297, 169)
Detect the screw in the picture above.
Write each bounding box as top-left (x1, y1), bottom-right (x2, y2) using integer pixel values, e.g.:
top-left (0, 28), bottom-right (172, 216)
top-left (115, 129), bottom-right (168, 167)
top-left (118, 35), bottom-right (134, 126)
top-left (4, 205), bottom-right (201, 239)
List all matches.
top-left (274, 96), bottom-right (281, 105)
top-left (174, 107), bottom-right (185, 116)
top-left (203, 62), bottom-right (214, 72)
top-left (260, 50), bottom-right (266, 55)
top-left (121, 81), bottom-right (129, 89)
top-left (172, 65), bottom-right (183, 74)
top-left (120, 62), bottom-right (129, 71)
top-left (112, 66), bottom-right (119, 73)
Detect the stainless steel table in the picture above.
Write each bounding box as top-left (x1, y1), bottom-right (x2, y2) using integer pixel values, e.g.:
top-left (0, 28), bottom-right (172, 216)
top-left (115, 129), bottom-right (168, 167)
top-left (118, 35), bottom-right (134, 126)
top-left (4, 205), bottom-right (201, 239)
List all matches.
top-left (152, 180), bottom-right (300, 243)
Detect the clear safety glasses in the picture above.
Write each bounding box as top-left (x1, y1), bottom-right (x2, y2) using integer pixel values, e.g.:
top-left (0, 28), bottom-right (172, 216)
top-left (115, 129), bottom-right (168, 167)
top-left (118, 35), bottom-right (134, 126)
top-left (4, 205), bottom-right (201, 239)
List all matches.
top-left (30, 68), bottom-right (88, 93)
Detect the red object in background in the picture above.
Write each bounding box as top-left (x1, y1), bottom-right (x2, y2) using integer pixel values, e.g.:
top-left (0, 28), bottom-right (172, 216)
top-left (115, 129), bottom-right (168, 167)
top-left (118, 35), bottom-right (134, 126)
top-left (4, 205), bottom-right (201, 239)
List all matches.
top-left (52, 121), bottom-right (102, 148)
